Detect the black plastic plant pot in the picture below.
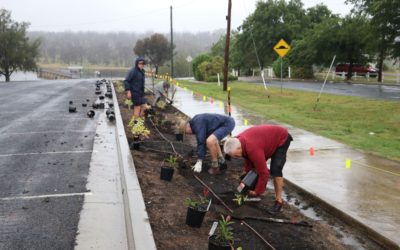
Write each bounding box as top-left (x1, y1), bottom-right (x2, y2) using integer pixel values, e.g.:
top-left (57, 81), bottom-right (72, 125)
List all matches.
top-left (160, 166), bottom-right (174, 181)
top-left (87, 110), bottom-right (95, 118)
top-left (186, 206), bottom-right (207, 228)
top-left (69, 106), bottom-right (77, 113)
top-left (99, 96), bottom-right (105, 100)
top-left (82, 103), bottom-right (87, 107)
top-left (130, 141), bottom-right (140, 150)
top-left (208, 235), bottom-right (232, 250)
top-left (175, 133), bottom-right (184, 141)
top-left (95, 91), bottom-right (101, 95)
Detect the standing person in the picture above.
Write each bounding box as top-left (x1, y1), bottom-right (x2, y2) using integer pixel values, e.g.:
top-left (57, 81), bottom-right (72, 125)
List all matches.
top-left (181, 113), bottom-right (235, 175)
top-left (124, 57), bottom-right (147, 120)
top-left (223, 125), bottom-right (293, 214)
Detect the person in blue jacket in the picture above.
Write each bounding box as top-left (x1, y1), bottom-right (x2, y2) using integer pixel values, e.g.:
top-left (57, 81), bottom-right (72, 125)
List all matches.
top-left (181, 113), bottom-right (235, 175)
top-left (124, 57), bottom-right (147, 119)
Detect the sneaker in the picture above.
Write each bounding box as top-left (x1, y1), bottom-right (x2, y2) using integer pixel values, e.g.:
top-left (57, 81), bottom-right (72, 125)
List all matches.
top-left (269, 200), bottom-right (283, 215)
top-left (208, 167), bottom-right (221, 175)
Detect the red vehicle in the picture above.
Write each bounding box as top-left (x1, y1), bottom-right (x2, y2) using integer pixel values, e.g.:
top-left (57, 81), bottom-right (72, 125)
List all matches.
top-left (335, 63), bottom-right (379, 77)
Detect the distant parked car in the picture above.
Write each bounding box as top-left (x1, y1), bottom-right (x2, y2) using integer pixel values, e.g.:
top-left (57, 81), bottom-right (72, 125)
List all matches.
top-left (335, 63), bottom-right (379, 77)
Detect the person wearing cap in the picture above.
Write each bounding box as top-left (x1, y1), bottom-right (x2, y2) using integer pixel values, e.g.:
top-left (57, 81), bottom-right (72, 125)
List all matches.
top-left (181, 113), bottom-right (235, 175)
top-left (124, 57), bottom-right (147, 119)
top-left (223, 125), bottom-right (293, 214)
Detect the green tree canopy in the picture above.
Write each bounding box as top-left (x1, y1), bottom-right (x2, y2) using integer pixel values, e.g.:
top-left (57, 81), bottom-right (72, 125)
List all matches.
top-left (0, 9), bottom-right (40, 82)
top-left (346, 0), bottom-right (400, 81)
top-left (134, 33), bottom-right (172, 74)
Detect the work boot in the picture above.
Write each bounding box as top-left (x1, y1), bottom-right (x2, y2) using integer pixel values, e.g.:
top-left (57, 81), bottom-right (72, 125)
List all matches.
top-left (208, 167), bottom-right (221, 175)
top-left (208, 161), bottom-right (221, 175)
top-left (269, 200), bottom-right (283, 215)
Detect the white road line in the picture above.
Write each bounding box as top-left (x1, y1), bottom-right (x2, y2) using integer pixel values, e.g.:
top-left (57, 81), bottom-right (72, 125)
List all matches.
top-left (2, 118), bottom-right (90, 122)
top-left (0, 150), bottom-right (95, 157)
top-left (0, 192), bottom-right (93, 201)
top-left (0, 130), bottom-right (94, 135)
top-left (0, 110), bottom-right (65, 114)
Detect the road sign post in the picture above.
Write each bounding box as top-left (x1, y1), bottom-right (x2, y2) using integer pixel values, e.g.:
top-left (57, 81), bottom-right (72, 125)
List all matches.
top-left (273, 39), bottom-right (290, 94)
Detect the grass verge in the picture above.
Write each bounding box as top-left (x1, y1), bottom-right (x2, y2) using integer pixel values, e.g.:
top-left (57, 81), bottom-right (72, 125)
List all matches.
top-left (178, 80), bottom-right (400, 160)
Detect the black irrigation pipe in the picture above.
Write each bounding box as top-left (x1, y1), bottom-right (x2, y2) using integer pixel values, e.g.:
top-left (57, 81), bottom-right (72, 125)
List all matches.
top-left (148, 117), bottom-right (180, 157)
top-left (194, 175), bottom-right (276, 250)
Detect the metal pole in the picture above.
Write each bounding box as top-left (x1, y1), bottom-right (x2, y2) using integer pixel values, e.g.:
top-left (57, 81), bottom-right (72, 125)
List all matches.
top-left (280, 57), bottom-right (283, 93)
top-left (223, 0), bottom-right (232, 91)
top-left (170, 6), bottom-right (174, 78)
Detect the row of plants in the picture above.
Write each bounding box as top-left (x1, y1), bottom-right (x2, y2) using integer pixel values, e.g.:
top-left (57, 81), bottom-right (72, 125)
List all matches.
top-left (124, 101), bottom-right (240, 249)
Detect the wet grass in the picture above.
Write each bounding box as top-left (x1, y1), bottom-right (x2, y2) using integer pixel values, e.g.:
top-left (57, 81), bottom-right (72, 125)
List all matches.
top-left (177, 80), bottom-right (400, 160)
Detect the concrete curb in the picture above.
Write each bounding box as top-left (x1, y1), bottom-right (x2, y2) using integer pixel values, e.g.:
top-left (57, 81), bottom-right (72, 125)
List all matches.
top-left (111, 82), bottom-right (157, 250)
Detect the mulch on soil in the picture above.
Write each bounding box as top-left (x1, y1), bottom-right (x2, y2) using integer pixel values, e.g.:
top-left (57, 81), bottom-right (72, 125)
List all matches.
top-left (116, 89), bottom-right (349, 250)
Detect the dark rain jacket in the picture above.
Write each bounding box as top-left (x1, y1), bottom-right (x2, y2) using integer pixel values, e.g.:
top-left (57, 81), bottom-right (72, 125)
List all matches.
top-left (124, 57), bottom-right (145, 99)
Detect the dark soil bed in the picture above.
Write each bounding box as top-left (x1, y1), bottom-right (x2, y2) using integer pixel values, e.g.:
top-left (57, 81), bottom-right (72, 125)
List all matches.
top-left (115, 86), bottom-right (379, 250)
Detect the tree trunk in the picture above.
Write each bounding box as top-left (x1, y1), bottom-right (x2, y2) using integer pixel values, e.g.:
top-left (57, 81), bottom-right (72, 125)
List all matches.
top-left (5, 68), bottom-right (10, 82)
top-left (377, 49), bottom-right (384, 83)
top-left (377, 35), bottom-right (385, 83)
top-left (347, 61), bottom-right (353, 81)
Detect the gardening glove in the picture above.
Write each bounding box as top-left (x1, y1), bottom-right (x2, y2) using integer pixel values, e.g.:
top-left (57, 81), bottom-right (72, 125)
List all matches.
top-left (192, 159), bottom-right (203, 173)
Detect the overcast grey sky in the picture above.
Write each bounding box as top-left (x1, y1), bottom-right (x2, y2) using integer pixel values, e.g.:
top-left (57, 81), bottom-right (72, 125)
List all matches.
top-left (1, 0), bottom-right (352, 33)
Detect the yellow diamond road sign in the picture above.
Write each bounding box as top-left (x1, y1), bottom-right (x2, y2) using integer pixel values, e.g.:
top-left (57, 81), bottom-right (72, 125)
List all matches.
top-left (273, 39), bottom-right (290, 58)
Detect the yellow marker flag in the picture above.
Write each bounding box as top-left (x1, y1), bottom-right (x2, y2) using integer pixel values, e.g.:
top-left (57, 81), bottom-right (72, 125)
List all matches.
top-left (219, 101), bottom-right (223, 108)
top-left (244, 119), bottom-right (248, 126)
top-left (346, 159), bottom-right (351, 169)
top-left (203, 96), bottom-right (206, 101)
top-left (228, 87), bottom-right (231, 91)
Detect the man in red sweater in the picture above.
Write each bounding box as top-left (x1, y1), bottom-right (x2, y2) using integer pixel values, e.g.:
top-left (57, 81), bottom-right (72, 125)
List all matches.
top-left (224, 125), bottom-right (293, 214)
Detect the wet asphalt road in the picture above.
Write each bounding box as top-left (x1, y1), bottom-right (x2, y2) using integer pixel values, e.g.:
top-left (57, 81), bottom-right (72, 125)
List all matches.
top-left (240, 77), bottom-right (400, 101)
top-left (0, 80), bottom-right (99, 249)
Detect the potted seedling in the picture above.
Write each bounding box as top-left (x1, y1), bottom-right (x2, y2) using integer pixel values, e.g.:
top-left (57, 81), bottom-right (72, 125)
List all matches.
top-left (232, 193), bottom-right (247, 206)
top-left (185, 193), bottom-right (211, 228)
top-left (156, 100), bottom-right (167, 109)
top-left (160, 155), bottom-right (178, 181)
top-left (124, 99), bottom-right (133, 110)
top-left (208, 215), bottom-right (235, 250)
top-left (129, 118), bottom-right (150, 150)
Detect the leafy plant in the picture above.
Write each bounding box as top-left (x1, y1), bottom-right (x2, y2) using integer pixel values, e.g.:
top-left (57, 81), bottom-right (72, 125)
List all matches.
top-left (165, 155), bottom-right (178, 168)
top-left (129, 118), bottom-right (150, 139)
top-left (215, 215), bottom-right (234, 243)
top-left (115, 81), bottom-right (125, 93)
top-left (124, 99), bottom-right (133, 110)
top-left (233, 193), bottom-right (247, 206)
top-left (156, 100), bottom-right (167, 109)
top-left (184, 195), bottom-right (210, 211)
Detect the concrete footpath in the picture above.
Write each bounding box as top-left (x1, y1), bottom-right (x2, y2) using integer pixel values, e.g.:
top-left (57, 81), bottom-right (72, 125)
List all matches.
top-left (169, 84), bottom-right (400, 249)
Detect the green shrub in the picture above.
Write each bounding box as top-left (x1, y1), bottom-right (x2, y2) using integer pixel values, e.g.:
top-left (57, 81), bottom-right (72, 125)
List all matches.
top-left (292, 66), bottom-right (314, 79)
top-left (192, 53), bottom-right (212, 81)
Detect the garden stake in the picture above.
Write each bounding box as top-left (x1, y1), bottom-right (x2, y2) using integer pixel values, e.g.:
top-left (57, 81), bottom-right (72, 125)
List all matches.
top-left (194, 175), bottom-right (276, 250)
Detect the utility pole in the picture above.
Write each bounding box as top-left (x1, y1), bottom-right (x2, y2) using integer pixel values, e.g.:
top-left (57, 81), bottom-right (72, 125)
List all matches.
top-left (170, 6), bottom-right (174, 78)
top-left (223, 0), bottom-right (232, 91)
